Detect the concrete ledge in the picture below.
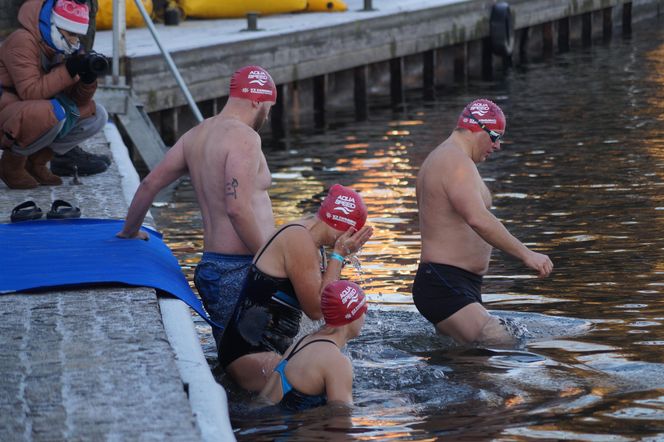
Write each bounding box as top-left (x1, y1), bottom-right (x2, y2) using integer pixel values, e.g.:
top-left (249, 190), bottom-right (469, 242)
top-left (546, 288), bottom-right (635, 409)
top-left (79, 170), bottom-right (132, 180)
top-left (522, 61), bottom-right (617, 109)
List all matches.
top-left (106, 122), bottom-right (235, 441)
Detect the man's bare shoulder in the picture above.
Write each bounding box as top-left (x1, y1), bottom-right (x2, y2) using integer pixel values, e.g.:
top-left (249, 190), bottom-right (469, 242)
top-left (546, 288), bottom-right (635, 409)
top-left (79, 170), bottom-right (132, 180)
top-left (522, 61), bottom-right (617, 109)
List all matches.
top-left (424, 142), bottom-right (474, 176)
top-left (213, 117), bottom-right (260, 145)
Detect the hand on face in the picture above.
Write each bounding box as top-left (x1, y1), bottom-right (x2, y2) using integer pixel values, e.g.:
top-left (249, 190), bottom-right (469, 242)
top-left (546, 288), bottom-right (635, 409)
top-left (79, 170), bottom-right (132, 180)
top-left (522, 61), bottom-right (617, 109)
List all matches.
top-left (333, 225), bottom-right (374, 257)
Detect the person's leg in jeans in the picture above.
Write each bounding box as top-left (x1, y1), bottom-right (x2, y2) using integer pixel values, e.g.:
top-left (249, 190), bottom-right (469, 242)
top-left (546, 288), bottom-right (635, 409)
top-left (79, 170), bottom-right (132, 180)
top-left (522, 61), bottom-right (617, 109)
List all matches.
top-left (50, 104), bottom-right (108, 154)
top-left (50, 104), bottom-right (110, 176)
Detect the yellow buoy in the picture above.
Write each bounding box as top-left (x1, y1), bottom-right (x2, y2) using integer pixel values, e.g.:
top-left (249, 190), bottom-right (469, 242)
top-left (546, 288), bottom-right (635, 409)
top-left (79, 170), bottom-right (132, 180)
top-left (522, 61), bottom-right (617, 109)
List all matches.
top-left (96, 0), bottom-right (154, 30)
top-left (305, 0), bottom-right (347, 12)
top-left (178, 0), bottom-right (307, 19)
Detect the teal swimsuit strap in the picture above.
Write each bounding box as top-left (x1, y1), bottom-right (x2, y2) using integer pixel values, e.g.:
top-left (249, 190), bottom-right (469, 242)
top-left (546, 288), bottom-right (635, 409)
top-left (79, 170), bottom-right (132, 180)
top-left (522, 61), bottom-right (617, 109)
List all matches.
top-left (275, 336), bottom-right (338, 396)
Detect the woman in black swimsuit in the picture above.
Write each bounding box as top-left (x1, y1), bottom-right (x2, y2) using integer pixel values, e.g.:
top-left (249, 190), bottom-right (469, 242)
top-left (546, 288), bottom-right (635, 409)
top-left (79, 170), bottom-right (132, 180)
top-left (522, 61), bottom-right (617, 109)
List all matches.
top-left (220, 184), bottom-right (373, 391)
top-left (259, 280), bottom-right (368, 411)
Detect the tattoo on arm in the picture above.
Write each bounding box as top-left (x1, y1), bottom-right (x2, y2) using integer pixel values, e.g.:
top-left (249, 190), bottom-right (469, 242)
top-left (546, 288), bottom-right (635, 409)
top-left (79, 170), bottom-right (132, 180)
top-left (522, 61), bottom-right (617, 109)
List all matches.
top-left (226, 177), bottom-right (239, 199)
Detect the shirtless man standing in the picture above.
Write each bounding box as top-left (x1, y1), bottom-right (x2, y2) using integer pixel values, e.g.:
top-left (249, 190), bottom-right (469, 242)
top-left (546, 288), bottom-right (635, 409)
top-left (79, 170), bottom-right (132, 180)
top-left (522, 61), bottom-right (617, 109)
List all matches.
top-left (117, 65), bottom-right (277, 351)
top-left (413, 99), bottom-right (553, 346)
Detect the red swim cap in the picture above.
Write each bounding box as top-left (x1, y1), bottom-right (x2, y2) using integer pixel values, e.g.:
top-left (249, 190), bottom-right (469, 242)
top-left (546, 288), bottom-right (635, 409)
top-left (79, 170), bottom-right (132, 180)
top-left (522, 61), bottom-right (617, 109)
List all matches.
top-left (229, 65), bottom-right (277, 102)
top-left (317, 184), bottom-right (367, 231)
top-left (321, 280), bottom-right (368, 327)
top-left (456, 99), bottom-right (506, 133)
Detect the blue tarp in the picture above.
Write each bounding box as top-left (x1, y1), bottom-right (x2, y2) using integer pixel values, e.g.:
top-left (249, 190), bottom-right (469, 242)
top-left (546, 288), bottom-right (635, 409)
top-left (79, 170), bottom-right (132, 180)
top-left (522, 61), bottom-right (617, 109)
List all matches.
top-left (0, 218), bottom-right (219, 328)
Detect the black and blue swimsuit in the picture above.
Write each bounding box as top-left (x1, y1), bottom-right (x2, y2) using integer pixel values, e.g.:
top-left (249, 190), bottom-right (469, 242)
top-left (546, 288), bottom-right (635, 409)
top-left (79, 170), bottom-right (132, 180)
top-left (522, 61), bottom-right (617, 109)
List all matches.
top-left (218, 224), bottom-right (306, 368)
top-left (274, 335), bottom-right (335, 412)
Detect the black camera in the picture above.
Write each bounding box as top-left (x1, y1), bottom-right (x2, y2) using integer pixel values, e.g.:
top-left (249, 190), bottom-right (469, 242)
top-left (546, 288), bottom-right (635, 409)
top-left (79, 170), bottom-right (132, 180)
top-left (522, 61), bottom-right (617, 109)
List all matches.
top-left (85, 51), bottom-right (111, 75)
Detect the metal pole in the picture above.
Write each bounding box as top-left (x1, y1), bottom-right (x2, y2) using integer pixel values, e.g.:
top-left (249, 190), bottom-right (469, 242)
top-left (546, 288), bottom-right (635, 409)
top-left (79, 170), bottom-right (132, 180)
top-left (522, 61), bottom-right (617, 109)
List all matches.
top-left (133, 0), bottom-right (204, 123)
top-left (112, 0), bottom-right (125, 85)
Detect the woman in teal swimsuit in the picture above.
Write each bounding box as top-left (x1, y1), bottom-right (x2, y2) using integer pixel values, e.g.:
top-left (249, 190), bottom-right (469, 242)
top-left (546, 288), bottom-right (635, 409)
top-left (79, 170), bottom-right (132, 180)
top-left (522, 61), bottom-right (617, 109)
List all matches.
top-left (221, 184), bottom-right (373, 391)
top-left (259, 280), bottom-right (368, 411)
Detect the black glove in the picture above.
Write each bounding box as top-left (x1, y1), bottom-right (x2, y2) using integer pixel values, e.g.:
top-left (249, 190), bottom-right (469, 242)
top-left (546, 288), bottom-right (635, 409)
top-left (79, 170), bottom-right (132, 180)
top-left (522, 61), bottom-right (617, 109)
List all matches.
top-left (65, 54), bottom-right (87, 78)
top-left (79, 71), bottom-right (98, 84)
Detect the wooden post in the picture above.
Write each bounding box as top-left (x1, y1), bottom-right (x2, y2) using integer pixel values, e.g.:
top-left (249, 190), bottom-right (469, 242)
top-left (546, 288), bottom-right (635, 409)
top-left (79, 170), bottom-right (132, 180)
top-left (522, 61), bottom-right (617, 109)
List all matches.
top-left (390, 57), bottom-right (404, 108)
top-left (422, 50), bottom-right (436, 101)
top-left (271, 84), bottom-right (289, 141)
top-left (622, 2), bottom-right (632, 36)
top-left (603, 7), bottom-right (613, 41)
top-left (582, 12), bottom-right (592, 46)
top-left (199, 99), bottom-right (215, 119)
top-left (542, 21), bottom-right (554, 56)
top-left (453, 43), bottom-right (467, 81)
top-left (160, 108), bottom-right (178, 146)
top-left (481, 37), bottom-right (493, 80)
top-left (518, 27), bottom-right (530, 63)
top-left (354, 65), bottom-right (369, 121)
top-left (558, 16), bottom-right (570, 52)
top-left (313, 75), bottom-right (326, 129)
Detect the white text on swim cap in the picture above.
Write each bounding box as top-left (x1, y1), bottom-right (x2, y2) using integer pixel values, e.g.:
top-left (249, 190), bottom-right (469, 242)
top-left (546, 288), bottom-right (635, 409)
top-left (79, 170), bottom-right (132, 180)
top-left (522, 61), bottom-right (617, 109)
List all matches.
top-left (248, 70), bottom-right (269, 86)
top-left (333, 195), bottom-right (356, 215)
top-left (330, 214), bottom-right (356, 227)
top-left (340, 286), bottom-right (359, 308)
top-left (470, 102), bottom-right (490, 116)
top-left (347, 297), bottom-right (367, 319)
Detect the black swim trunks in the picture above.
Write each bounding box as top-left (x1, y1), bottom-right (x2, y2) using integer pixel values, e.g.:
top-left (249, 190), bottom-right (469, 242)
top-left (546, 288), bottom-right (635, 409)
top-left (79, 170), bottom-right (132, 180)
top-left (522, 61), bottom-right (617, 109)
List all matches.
top-left (412, 262), bottom-right (483, 325)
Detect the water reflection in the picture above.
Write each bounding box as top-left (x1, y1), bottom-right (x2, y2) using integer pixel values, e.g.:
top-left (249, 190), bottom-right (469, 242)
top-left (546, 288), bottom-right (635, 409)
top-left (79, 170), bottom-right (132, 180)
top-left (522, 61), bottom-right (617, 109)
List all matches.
top-left (152, 17), bottom-right (664, 441)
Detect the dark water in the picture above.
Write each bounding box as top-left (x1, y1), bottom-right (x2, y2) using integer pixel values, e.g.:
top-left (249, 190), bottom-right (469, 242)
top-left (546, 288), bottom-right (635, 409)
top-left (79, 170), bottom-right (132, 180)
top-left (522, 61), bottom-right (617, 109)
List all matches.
top-left (152, 16), bottom-right (664, 440)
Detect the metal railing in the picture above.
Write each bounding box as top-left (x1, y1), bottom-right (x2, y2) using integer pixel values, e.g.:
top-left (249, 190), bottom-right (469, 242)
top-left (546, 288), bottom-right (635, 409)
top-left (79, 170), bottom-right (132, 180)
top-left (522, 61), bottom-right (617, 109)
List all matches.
top-left (111, 0), bottom-right (203, 123)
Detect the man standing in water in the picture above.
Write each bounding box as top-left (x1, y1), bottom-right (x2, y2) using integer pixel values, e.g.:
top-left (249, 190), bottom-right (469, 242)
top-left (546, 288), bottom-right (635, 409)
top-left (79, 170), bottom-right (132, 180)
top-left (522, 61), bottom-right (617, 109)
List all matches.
top-left (413, 98), bottom-right (553, 345)
top-left (118, 65), bottom-right (277, 350)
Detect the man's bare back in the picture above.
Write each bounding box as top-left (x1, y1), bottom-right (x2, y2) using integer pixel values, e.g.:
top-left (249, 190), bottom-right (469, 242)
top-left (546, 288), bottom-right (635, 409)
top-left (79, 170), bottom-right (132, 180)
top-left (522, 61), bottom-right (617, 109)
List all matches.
top-left (117, 65), bottom-right (279, 349)
top-left (185, 116), bottom-right (274, 254)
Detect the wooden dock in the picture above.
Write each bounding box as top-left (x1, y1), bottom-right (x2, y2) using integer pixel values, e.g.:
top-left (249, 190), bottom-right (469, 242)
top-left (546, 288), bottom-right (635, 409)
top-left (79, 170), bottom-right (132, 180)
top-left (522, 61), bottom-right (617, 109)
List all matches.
top-left (92, 0), bottom-right (663, 145)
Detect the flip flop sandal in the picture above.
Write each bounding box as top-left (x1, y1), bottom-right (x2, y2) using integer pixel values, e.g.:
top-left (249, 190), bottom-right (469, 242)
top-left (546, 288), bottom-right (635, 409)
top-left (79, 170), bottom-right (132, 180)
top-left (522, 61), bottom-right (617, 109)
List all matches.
top-left (10, 201), bottom-right (43, 222)
top-left (46, 199), bottom-right (81, 220)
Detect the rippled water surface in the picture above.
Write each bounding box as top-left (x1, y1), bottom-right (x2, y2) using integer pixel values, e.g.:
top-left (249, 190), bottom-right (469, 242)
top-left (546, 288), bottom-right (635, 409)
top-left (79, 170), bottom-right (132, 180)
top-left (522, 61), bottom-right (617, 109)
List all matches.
top-left (152, 17), bottom-right (664, 440)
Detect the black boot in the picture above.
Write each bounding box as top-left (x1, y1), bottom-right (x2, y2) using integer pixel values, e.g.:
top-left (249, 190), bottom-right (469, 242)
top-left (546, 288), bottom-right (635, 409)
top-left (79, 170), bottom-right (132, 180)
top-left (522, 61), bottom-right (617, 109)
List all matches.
top-left (50, 146), bottom-right (110, 176)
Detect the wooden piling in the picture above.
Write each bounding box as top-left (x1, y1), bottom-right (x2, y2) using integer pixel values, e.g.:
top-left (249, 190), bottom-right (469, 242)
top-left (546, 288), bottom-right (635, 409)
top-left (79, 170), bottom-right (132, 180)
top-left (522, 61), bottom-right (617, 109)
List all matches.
top-left (313, 75), bottom-right (326, 128)
top-left (582, 12), bottom-right (592, 46)
top-left (481, 37), bottom-right (493, 80)
top-left (543, 21), bottom-right (554, 56)
top-left (623, 2), bottom-right (632, 36)
top-left (390, 57), bottom-right (404, 108)
top-left (271, 84), bottom-right (289, 141)
top-left (422, 49), bottom-right (436, 101)
top-left (160, 108), bottom-right (178, 146)
top-left (453, 43), bottom-right (467, 81)
top-left (558, 16), bottom-right (570, 52)
top-left (603, 7), bottom-right (613, 41)
top-left (354, 65), bottom-right (369, 121)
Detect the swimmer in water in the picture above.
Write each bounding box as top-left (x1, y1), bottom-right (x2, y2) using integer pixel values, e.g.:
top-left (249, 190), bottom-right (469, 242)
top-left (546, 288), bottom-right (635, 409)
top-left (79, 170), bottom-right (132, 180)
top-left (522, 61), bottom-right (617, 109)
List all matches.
top-left (218, 184), bottom-right (373, 392)
top-left (258, 280), bottom-right (368, 412)
top-left (413, 99), bottom-right (553, 346)
top-left (118, 65), bottom-right (277, 354)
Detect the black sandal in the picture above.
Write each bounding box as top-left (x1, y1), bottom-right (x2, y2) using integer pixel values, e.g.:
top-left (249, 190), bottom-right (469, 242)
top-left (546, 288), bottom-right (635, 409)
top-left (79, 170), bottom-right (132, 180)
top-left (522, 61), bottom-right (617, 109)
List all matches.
top-left (46, 199), bottom-right (81, 220)
top-left (10, 201), bottom-right (43, 222)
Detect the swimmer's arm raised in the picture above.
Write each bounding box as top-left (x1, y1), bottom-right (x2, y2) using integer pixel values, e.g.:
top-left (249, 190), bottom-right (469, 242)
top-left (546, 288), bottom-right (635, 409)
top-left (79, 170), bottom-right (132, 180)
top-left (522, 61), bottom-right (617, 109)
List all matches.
top-left (224, 134), bottom-right (267, 254)
top-left (285, 231), bottom-right (326, 320)
top-left (117, 138), bottom-right (188, 240)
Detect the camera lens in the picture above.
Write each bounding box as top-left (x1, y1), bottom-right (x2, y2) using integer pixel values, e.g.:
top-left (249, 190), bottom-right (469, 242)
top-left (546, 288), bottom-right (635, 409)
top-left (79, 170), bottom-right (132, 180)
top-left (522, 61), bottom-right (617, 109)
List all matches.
top-left (86, 53), bottom-right (110, 75)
